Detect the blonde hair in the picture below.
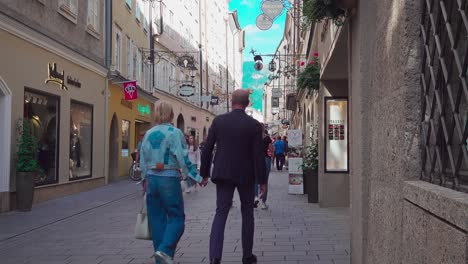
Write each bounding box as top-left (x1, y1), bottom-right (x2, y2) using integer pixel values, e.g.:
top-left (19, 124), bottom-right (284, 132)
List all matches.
top-left (154, 101), bottom-right (174, 124)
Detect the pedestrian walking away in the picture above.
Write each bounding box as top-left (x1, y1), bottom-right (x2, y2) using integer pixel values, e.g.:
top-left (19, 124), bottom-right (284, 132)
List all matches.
top-left (255, 125), bottom-right (273, 210)
top-left (273, 136), bottom-right (286, 171)
top-left (201, 89), bottom-right (266, 264)
top-left (139, 101), bottom-right (209, 264)
top-left (185, 134), bottom-right (200, 193)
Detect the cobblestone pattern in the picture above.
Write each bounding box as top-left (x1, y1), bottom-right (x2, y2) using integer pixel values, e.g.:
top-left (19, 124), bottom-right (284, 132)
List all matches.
top-left (0, 171), bottom-right (349, 264)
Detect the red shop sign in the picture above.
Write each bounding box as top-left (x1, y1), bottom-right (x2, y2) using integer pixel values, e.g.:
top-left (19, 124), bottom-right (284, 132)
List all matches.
top-left (123, 81), bottom-right (138, 101)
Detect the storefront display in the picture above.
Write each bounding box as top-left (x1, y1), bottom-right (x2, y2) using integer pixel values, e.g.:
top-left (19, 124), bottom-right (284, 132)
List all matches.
top-left (24, 90), bottom-right (59, 186)
top-left (325, 97), bottom-right (348, 172)
top-left (70, 101), bottom-right (93, 179)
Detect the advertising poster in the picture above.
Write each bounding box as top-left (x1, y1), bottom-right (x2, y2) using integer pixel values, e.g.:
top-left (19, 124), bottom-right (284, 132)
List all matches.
top-left (287, 129), bottom-right (302, 148)
top-left (288, 158), bottom-right (304, 194)
top-left (325, 98), bottom-right (348, 172)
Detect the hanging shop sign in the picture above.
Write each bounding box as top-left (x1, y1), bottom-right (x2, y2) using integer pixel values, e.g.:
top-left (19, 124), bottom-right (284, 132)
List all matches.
top-left (200, 95), bottom-right (212, 102)
top-left (256, 14), bottom-right (273, 31)
top-left (272, 88), bottom-right (282, 98)
top-left (261, 0), bottom-right (285, 21)
top-left (210, 96), bottom-right (219, 105)
top-left (325, 97), bottom-right (349, 173)
top-left (179, 84), bottom-right (195, 97)
top-left (272, 107), bottom-right (280, 114)
top-left (46, 63), bottom-right (82, 90)
top-left (137, 103), bottom-right (151, 116)
top-left (123, 81), bottom-right (138, 100)
top-left (272, 97), bottom-right (280, 108)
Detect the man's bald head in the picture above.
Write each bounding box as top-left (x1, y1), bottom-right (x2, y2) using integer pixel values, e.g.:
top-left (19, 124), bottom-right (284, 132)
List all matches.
top-left (231, 89), bottom-right (250, 109)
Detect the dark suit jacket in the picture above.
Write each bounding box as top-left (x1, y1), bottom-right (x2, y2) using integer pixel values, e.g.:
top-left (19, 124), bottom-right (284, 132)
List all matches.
top-left (200, 109), bottom-right (266, 185)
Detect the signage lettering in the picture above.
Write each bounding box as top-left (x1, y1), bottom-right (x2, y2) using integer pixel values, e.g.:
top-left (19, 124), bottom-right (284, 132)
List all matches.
top-left (210, 96), bottom-right (219, 105)
top-left (121, 98), bottom-right (133, 109)
top-left (67, 76), bottom-right (82, 88)
top-left (46, 63), bottom-right (81, 90)
top-left (46, 63), bottom-right (67, 90)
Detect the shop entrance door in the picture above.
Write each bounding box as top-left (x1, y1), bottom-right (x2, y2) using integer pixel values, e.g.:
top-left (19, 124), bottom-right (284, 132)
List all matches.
top-left (109, 114), bottom-right (119, 182)
top-left (0, 77), bottom-right (11, 200)
top-left (135, 120), bottom-right (151, 149)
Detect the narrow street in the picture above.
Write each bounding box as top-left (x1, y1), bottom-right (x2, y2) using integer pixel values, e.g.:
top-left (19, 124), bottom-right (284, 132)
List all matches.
top-left (0, 171), bottom-right (349, 264)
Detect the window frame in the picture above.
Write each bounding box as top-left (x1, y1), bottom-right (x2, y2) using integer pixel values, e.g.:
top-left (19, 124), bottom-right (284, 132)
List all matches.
top-left (114, 26), bottom-right (123, 72)
top-left (86, 0), bottom-right (100, 38)
top-left (58, 0), bottom-right (78, 24)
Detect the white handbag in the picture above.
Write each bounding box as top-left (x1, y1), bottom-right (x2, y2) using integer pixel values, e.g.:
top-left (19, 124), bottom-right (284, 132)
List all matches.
top-left (134, 195), bottom-right (151, 240)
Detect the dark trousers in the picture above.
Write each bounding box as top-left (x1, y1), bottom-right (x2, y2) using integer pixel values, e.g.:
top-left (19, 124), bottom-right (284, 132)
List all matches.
top-left (275, 153), bottom-right (285, 171)
top-left (210, 181), bottom-right (255, 260)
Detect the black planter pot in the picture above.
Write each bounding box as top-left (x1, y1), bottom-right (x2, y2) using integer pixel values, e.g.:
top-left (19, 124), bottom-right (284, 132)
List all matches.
top-left (304, 169), bottom-right (318, 203)
top-left (16, 172), bottom-right (35, 211)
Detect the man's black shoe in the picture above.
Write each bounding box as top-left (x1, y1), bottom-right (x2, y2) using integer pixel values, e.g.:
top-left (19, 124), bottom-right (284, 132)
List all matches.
top-left (254, 199), bottom-right (259, 208)
top-left (210, 258), bottom-right (221, 264)
top-left (242, 254), bottom-right (257, 264)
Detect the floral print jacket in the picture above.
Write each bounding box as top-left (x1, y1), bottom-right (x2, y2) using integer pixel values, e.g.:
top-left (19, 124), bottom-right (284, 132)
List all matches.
top-left (139, 123), bottom-right (202, 183)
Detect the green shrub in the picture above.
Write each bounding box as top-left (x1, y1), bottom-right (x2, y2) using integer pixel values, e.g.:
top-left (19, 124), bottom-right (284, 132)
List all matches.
top-left (16, 121), bottom-right (39, 173)
top-left (297, 60), bottom-right (320, 94)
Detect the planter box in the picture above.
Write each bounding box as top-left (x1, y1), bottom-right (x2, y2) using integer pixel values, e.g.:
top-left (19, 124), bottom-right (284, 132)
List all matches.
top-left (303, 169), bottom-right (318, 203)
top-left (16, 172), bottom-right (35, 211)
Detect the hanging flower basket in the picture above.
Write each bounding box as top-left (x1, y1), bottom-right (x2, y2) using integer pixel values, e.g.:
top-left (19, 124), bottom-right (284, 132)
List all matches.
top-left (334, 0), bottom-right (357, 11)
top-left (303, 0), bottom-right (347, 26)
top-left (297, 55), bottom-right (320, 95)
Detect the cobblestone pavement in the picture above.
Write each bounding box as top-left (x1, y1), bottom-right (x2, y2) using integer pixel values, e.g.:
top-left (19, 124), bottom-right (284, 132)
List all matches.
top-left (0, 171), bottom-right (350, 264)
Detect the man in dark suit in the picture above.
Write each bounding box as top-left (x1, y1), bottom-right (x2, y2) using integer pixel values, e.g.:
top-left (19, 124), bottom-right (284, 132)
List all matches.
top-left (200, 89), bottom-right (266, 264)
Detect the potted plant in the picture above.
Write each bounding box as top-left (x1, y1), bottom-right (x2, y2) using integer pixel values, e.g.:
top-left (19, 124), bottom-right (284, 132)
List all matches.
top-left (297, 54), bottom-right (320, 95)
top-left (301, 128), bottom-right (319, 203)
top-left (303, 0), bottom-right (347, 26)
top-left (15, 120), bottom-right (39, 211)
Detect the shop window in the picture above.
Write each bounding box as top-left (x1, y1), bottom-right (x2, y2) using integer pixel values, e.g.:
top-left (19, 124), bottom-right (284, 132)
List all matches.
top-left (324, 97), bottom-right (348, 173)
top-left (24, 90), bottom-right (59, 186)
top-left (70, 101), bottom-right (93, 180)
top-left (122, 120), bottom-right (130, 157)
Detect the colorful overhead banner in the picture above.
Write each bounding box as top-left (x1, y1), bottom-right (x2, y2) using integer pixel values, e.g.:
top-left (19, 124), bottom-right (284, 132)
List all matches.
top-left (123, 81), bottom-right (138, 101)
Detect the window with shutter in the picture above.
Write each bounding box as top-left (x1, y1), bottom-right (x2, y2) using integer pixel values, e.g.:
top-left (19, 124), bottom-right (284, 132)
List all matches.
top-left (58, 0), bottom-right (78, 23)
top-left (114, 27), bottom-right (122, 72)
top-left (126, 37), bottom-right (132, 79)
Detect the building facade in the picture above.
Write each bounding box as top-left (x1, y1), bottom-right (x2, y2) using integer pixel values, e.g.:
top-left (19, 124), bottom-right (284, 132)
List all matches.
top-left (284, 0), bottom-right (468, 262)
top-left (0, 0), bottom-right (108, 212)
top-left (107, 0), bottom-right (158, 180)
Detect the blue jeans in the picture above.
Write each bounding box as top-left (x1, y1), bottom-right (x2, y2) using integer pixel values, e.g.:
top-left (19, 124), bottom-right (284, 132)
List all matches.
top-left (146, 175), bottom-right (185, 261)
top-left (255, 157), bottom-right (271, 202)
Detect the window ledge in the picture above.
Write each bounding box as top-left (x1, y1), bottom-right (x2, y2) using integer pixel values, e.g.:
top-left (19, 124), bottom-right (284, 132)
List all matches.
top-left (125, 2), bottom-right (132, 12)
top-left (58, 5), bottom-right (78, 24)
top-left (86, 25), bottom-right (101, 39)
top-left (403, 180), bottom-right (468, 231)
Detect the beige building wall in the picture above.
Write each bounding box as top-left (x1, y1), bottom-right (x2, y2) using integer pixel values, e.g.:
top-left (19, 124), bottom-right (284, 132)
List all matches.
top-left (0, 25), bottom-right (107, 210)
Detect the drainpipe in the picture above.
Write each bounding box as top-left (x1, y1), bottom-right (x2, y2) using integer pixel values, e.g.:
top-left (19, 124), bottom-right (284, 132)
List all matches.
top-left (104, 0), bottom-right (112, 183)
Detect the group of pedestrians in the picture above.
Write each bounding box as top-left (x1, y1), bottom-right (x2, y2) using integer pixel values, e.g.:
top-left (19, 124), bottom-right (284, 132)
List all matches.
top-left (138, 89), bottom-right (278, 264)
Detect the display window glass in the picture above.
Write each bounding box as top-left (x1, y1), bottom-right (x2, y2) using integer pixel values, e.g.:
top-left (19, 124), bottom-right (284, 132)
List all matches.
top-left (70, 101), bottom-right (93, 179)
top-left (24, 90), bottom-right (59, 186)
top-left (325, 97), bottom-right (349, 172)
top-left (122, 120), bottom-right (130, 157)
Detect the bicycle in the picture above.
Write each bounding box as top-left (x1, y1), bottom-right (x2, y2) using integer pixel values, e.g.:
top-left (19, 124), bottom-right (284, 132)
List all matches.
top-left (129, 152), bottom-right (142, 181)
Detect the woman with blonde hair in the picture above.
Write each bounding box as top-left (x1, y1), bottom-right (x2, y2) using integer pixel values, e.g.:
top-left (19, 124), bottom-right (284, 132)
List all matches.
top-left (140, 101), bottom-right (208, 264)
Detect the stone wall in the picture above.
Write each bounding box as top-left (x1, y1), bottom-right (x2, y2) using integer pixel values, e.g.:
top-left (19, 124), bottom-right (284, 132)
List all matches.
top-left (350, 0), bottom-right (468, 263)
